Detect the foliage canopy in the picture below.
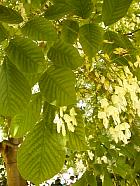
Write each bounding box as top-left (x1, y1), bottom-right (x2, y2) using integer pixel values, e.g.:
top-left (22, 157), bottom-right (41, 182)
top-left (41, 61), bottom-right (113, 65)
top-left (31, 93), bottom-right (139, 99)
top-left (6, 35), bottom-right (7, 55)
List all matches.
top-left (0, 0), bottom-right (140, 185)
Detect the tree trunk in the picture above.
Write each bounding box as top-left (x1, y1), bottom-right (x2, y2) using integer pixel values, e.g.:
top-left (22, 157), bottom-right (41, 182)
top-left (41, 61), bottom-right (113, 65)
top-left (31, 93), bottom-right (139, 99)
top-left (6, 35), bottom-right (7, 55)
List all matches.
top-left (2, 138), bottom-right (27, 186)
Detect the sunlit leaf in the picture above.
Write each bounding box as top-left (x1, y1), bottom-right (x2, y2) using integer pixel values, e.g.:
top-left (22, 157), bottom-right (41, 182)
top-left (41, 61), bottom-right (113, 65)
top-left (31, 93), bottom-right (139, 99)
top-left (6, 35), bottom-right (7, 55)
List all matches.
top-left (79, 23), bottom-right (103, 57)
top-left (39, 66), bottom-right (76, 106)
top-left (102, 0), bottom-right (133, 25)
top-left (21, 17), bottom-right (57, 41)
top-left (0, 58), bottom-right (31, 116)
top-left (7, 37), bottom-right (45, 73)
top-left (47, 40), bottom-right (83, 69)
top-left (10, 93), bottom-right (42, 137)
top-left (17, 120), bottom-right (65, 185)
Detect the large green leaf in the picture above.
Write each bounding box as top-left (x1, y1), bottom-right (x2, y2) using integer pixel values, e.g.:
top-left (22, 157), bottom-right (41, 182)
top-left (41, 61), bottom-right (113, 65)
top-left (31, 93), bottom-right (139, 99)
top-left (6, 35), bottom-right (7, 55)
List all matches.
top-left (17, 121), bottom-right (65, 185)
top-left (0, 23), bottom-right (8, 43)
top-left (44, 1), bottom-right (71, 20)
top-left (45, 0), bottom-right (93, 20)
top-left (0, 58), bottom-right (31, 116)
top-left (69, 0), bottom-right (93, 19)
top-left (61, 19), bottom-right (79, 44)
top-left (21, 17), bottom-right (57, 41)
top-left (79, 23), bottom-right (103, 58)
top-left (6, 37), bottom-right (45, 73)
top-left (102, 0), bottom-right (133, 26)
top-left (39, 66), bottom-right (76, 106)
top-left (10, 93), bottom-right (42, 137)
top-left (0, 5), bottom-right (23, 24)
top-left (67, 110), bottom-right (87, 151)
top-left (47, 40), bottom-right (83, 69)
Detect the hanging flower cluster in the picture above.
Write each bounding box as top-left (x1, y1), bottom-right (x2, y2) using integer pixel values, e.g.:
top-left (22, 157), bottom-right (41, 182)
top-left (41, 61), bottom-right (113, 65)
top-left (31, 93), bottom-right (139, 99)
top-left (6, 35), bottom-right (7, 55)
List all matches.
top-left (53, 107), bottom-right (77, 136)
top-left (98, 66), bottom-right (140, 144)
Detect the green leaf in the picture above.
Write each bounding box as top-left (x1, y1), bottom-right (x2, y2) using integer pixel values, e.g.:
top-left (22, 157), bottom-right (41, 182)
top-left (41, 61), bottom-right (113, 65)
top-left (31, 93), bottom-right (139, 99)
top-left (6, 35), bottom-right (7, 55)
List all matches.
top-left (103, 172), bottom-right (112, 186)
top-left (0, 5), bottom-right (23, 24)
top-left (134, 30), bottom-right (140, 45)
top-left (45, 0), bottom-right (93, 20)
top-left (0, 58), bottom-right (31, 116)
top-left (113, 157), bottom-right (132, 178)
top-left (43, 101), bottom-right (57, 124)
top-left (61, 19), bottom-right (79, 44)
top-left (0, 23), bottom-right (8, 43)
top-left (69, 0), bottom-right (93, 19)
top-left (39, 66), bottom-right (76, 106)
top-left (86, 171), bottom-right (97, 186)
top-left (47, 40), bottom-right (83, 69)
top-left (24, 73), bottom-right (42, 87)
top-left (134, 152), bottom-right (140, 172)
top-left (10, 93), bottom-right (42, 137)
top-left (67, 110), bottom-right (87, 151)
top-left (102, 0), bottom-right (133, 26)
top-left (30, 0), bottom-right (45, 8)
top-left (73, 174), bottom-right (87, 186)
top-left (17, 121), bottom-right (65, 185)
top-left (103, 31), bottom-right (135, 65)
top-left (79, 23), bottom-right (103, 58)
top-left (44, 2), bottom-right (70, 20)
top-left (6, 37), bottom-right (45, 73)
top-left (103, 31), bottom-right (134, 52)
top-left (21, 17), bottom-right (57, 41)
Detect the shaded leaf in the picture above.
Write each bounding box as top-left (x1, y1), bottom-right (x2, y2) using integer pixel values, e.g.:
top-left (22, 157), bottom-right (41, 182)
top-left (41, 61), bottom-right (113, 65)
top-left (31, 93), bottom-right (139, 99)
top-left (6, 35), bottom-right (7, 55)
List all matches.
top-left (0, 23), bottom-right (8, 43)
top-left (0, 5), bottom-right (23, 24)
top-left (44, 1), bottom-right (70, 20)
top-left (103, 172), bottom-right (112, 186)
top-left (17, 121), bottom-right (65, 184)
top-left (47, 39), bottom-right (83, 69)
top-left (43, 101), bottom-right (57, 124)
top-left (79, 23), bottom-right (103, 58)
top-left (39, 66), bottom-right (76, 106)
top-left (73, 173), bottom-right (87, 186)
top-left (103, 31), bottom-right (136, 65)
top-left (102, 0), bottom-right (133, 25)
top-left (10, 93), bottom-right (42, 137)
top-left (21, 17), bottom-right (57, 41)
top-left (45, 0), bottom-right (93, 20)
top-left (7, 37), bottom-right (45, 73)
top-left (61, 19), bottom-right (79, 44)
top-left (86, 171), bottom-right (97, 186)
top-left (134, 152), bottom-right (140, 173)
top-left (113, 157), bottom-right (132, 178)
top-left (0, 58), bottom-right (31, 116)
top-left (69, 0), bottom-right (93, 19)
top-left (67, 110), bottom-right (87, 151)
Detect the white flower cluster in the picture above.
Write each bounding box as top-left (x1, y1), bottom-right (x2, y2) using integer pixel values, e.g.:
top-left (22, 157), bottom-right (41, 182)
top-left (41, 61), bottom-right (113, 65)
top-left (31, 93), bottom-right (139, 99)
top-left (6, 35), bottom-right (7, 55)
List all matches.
top-left (109, 122), bottom-right (131, 144)
top-left (53, 107), bottom-right (77, 136)
top-left (98, 66), bottom-right (140, 144)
